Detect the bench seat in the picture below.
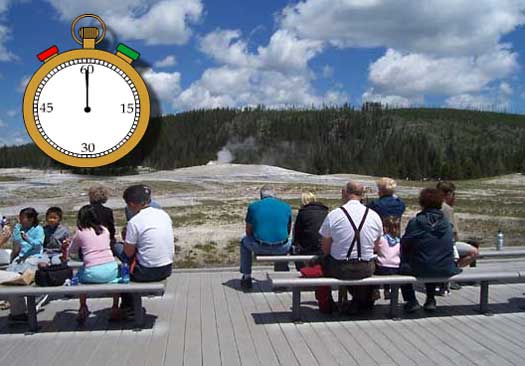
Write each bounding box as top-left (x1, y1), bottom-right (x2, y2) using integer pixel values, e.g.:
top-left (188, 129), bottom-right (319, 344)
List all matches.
top-left (269, 271), bottom-right (525, 321)
top-left (0, 282), bottom-right (166, 332)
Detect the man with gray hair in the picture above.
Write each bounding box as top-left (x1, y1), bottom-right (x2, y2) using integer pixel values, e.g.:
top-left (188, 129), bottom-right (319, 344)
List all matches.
top-left (240, 184), bottom-right (292, 290)
top-left (320, 181), bottom-right (383, 314)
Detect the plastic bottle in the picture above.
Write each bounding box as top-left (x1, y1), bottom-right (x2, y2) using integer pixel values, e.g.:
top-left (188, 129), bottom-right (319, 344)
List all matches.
top-left (121, 262), bottom-right (130, 284)
top-left (496, 229), bottom-right (504, 251)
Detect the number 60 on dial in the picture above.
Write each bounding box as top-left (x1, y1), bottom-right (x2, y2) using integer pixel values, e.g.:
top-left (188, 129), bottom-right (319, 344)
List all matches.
top-left (23, 14), bottom-right (150, 167)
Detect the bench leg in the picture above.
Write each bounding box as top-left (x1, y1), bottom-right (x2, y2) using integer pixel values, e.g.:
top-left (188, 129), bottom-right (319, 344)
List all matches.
top-left (132, 294), bottom-right (144, 330)
top-left (27, 296), bottom-right (38, 333)
top-left (480, 281), bottom-right (490, 314)
top-left (292, 288), bottom-right (301, 322)
top-left (389, 285), bottom-right (400, 320)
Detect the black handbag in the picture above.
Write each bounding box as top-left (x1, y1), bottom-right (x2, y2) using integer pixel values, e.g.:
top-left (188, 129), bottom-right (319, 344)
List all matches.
top-left (35, 262), bottom-right (73, 286)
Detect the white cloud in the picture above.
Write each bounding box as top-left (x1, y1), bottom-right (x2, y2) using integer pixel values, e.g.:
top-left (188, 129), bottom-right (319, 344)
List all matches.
top-left (444, 94), bottom-right (508, 111)
top-left (361, 89), bottom-right (414, 108)
top-left (0, 130), bottom-right (29, 146)
top-left (174, 29), bottom-right (344, 110)
top-left (0, 0), bottom-right (17, 62)
top-left (154, 55), bottom-right (177, 68)
top-left (47, 0), bottom-right (203, 45)
top-left (499, 82), bottom-right (513, 96)
top-left (322, 65), bottom-right (334, 78)
top-left (0, 118), bottom-right (6, 128)
top-left (140, 68), bottom-right (181, 102)
top-left (16, 75), bottom-right (30, 93)
top-left (280, 0), bottom-right (525, 57)
top-left (367, 48), bottom-right (518, 98)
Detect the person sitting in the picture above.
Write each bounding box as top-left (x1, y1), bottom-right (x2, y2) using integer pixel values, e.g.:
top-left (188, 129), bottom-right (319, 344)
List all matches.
top-left (67, 205), bottom-right (119, 324)
top-left (436, 181), bottom-right (479, 268)
top-left (373, 216), bottom-right (401, 300)
top-left (88, 185), bottom-right (117, 248)
top-left (368, 177), bottom-right (406, 219)
top-left (7, 208), bottom-right (46, 322)
top-left (292, 192), bottom-right (329, 271)
top-left (115, 185), bottom-right (174, 317)
top-left (43, 207), bottom-right (70, 263)
top-left (320, 181), bottom-right (383, 314)
top-left (240, 185), bottom-right (292, 291)
top-left (400, 188), bottom-right (460, 313)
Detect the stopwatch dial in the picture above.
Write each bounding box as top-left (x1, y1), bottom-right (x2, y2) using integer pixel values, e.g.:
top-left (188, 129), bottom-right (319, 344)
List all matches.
top-left (34, 58), bottom-right (140, 158)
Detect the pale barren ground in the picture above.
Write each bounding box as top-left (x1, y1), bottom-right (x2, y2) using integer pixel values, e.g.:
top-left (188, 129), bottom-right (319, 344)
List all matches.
top-left (0, 164), bottom-right (523, 267)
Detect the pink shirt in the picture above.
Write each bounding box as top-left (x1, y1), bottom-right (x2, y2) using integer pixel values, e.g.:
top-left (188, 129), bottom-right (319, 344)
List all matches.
top-left (69, 227), bottom-right (115, 268)
top-left (374, 235), bottom-right (400, 268)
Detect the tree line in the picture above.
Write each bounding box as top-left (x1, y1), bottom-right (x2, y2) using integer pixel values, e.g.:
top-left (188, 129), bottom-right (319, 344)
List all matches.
top-left (1, 106), bottom-right (524, 180)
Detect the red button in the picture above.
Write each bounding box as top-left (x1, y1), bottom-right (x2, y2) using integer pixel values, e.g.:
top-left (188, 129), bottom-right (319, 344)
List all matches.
top-left (37, 46), bottom-right (59, 62)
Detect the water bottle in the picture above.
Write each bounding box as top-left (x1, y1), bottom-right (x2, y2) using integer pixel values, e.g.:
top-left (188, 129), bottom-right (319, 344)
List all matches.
top-left (121, 262), bottom-right (130, 284)
top-left (71, 275), bottom-right (79, 286)
top-left (496, 229), bottom-right (504, 251)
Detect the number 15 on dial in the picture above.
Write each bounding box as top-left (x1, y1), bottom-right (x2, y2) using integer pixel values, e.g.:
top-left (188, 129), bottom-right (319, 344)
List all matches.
top-left (23, 14), bottom-right (150, 167)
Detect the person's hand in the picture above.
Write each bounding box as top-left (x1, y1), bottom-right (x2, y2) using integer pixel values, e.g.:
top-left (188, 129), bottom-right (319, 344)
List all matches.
top-left (21, 231), bottom-right (28, 241)
top-left (61, 238), bottom-right (71, 249)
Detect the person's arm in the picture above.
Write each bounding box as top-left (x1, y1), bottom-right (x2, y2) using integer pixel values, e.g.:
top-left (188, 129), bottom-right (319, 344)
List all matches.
top-left (245, 223), bottom-right (253, 237)
top-left (123, 242), bottom-right (137, 258)
top-left (0, 226), bottom-right (11, 247)
top-left (245, 204), bottom-right (254, 237)
top-left (107, 208), bottom-right (116, 244)
top-left (68, 232), bottom-right (80, 258)
top-left (293, 213), bottom-right (301, 247)
top-left (123, 222), bottom-right (138, 258)
top-left (321, 236), bottom-right (332, 256)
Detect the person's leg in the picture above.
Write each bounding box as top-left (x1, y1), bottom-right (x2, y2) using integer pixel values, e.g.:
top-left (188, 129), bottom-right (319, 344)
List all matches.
top-left (8, 296), bottom-right (27, 316)
top-left (400, 284), bottom-right (421, 312)
top-left (424, 283), bottom-right (437, 311)
top-left (240, 236), bottom-right (257, 277)
top-left (456, 242), bottom-right (479, 268)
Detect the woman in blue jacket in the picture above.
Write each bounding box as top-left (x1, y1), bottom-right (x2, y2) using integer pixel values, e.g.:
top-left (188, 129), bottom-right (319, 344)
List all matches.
top-left (400, 188), bottom-right (459, 313)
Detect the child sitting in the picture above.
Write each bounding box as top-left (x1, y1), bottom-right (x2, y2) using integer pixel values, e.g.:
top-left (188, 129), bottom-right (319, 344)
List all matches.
top-left (43, 207), bottom-right (70, 263)
top-left (67, 205), bottom-right (118, 324)
top-left (374, 216), bottom-right (401, 299)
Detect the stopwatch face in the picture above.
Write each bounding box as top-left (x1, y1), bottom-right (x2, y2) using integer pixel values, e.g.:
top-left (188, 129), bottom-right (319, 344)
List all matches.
top-left (34, 58), bottom-right (139, 158)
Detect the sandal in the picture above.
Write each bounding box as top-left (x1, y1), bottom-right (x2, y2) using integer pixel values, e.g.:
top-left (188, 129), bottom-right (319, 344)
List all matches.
top-left (77, 305), bottom-right (89, 324)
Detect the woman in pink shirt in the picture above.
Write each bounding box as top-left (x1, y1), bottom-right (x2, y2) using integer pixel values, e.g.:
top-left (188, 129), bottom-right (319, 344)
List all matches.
top-left (68, 205), bottom-right (118, 323)
top-left (374, 216), bottom-right (401, 300)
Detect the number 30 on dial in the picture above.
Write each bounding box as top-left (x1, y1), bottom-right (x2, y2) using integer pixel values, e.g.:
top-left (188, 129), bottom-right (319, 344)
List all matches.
top-left (23, 14), bottom-right (150, 168)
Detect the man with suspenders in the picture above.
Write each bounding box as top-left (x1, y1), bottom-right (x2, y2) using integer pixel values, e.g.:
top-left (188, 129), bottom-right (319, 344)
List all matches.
top-left (319, 181), bottom-right (383, 314)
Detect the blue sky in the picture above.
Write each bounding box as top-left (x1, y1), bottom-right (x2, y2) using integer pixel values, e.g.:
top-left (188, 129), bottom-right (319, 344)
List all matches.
top-left (1, 0), bottom-right (525, 146)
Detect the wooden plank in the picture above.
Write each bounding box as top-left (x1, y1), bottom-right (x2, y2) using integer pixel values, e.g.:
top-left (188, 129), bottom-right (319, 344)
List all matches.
top-left (340, 320), bottom-right (396, 365)
top-left (259, 279), bottom-right (319, 365)
top-left (250, 274), bottom-right (299, 366)
top-left (235, 273), bottom-right (279, 366)
top-left (164, 272), bottom-right (191, 365)
top-left (200, 272), bottom-right (221, 366)
top-left (323, 321), bottom-right (376, 365)
top-left (212, 272), bottom-right (241, 366)
top-left (183, 273), bottom-right (203, 366)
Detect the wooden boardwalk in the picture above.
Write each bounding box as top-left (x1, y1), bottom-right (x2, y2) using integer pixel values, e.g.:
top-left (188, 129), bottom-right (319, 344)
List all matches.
top-left (0, 260), bottom-right (524, 366)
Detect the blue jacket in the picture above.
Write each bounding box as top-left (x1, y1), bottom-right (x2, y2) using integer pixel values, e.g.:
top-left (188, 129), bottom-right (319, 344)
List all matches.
top-left (12, 223), bottom-right (44, 258)
top-left (400, 209), bottom-right (459, 277)
top-left (368, 195), bottom-right (406, 219)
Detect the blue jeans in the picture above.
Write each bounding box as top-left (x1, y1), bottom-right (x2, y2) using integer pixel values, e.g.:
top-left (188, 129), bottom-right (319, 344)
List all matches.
top-left (240, 236), bottom-right (291, 275)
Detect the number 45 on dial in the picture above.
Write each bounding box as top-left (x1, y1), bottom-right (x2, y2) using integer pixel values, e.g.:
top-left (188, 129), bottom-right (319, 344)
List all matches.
top-left (23, 14), bottom-right (150, 168)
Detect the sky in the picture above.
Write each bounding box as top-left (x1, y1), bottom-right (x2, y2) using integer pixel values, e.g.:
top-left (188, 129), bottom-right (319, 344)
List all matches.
top-left (0, 0), bottom-right (525, 146)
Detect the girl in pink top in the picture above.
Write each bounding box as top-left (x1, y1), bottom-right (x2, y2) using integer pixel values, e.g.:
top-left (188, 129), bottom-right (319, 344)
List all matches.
top-left (67, 205), bottom-right (118, 323)
top-left (374, 216), bottom-right (401, 300)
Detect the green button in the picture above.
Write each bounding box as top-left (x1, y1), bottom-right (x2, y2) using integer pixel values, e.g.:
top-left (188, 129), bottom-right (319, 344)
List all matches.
top-left (117, 43), bottom-right (140, 61)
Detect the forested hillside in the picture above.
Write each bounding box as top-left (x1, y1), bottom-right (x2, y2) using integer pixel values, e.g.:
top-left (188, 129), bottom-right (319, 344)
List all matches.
top-left (1, 106), bottom-right (525, 179)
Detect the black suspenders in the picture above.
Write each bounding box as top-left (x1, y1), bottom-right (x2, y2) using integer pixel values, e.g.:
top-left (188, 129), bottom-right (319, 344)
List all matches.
top-left (340, 206), bottom-right (369, 261)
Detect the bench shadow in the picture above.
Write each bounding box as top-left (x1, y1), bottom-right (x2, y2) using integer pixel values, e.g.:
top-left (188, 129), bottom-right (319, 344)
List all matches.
top-left (252, 298), bottom-right (525, 325)
top-left (223, 278), bottom-right (275, 293)
top-left (0, 307), bottom-right (157, 334)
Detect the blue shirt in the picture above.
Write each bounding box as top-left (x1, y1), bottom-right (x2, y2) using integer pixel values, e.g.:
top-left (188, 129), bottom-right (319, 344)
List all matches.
top-left (246, 197), bottom-right (291, 244)
top-left (12, 223), bottom-right (44, 258)
top-left (368, 195), bottom-right (406, 219)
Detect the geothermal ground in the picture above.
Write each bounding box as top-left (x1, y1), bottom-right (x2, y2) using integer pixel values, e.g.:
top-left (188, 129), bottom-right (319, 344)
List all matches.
top-left (0, 164), bottom-right (523, 267)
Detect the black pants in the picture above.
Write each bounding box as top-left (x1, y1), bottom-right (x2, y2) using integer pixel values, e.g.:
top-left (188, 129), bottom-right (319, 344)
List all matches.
top-left (324, 256), bottom-right (375, 308)
top-left (401, 283), bottom-right (436, 303)
top-left (121, 263), bottom-right (172, 308)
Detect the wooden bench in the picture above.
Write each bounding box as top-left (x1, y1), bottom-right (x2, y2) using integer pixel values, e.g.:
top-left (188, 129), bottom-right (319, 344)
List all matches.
top-left (0, 282), bottom-right (165, 332)
top-left (257, 247), bottom-right (525, 264)
top-left (269, 271), bottom-right (525, 321)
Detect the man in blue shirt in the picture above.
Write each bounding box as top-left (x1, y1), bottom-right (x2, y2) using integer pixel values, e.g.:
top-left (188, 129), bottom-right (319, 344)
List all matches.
top-left (240, 185), bottom-right (292, 290)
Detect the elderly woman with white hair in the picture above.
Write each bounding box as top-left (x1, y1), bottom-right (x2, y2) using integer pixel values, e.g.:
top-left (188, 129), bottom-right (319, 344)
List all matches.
top-left (367, 177), bottom-right (406, 219)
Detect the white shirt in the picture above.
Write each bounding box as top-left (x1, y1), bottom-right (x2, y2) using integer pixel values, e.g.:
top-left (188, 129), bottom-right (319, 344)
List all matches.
top-left (319, 200), bottom-right (383, 260)
top-left (126, 207), bottom-right (174, 268)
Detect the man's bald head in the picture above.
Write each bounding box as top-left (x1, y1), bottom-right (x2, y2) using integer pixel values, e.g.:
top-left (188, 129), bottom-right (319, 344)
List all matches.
top-left (342, 181), bottom-right (364, 201)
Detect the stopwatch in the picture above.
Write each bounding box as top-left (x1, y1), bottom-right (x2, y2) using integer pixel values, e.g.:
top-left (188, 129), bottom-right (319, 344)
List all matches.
top-left (23, 14), bottom-right (150, 167)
